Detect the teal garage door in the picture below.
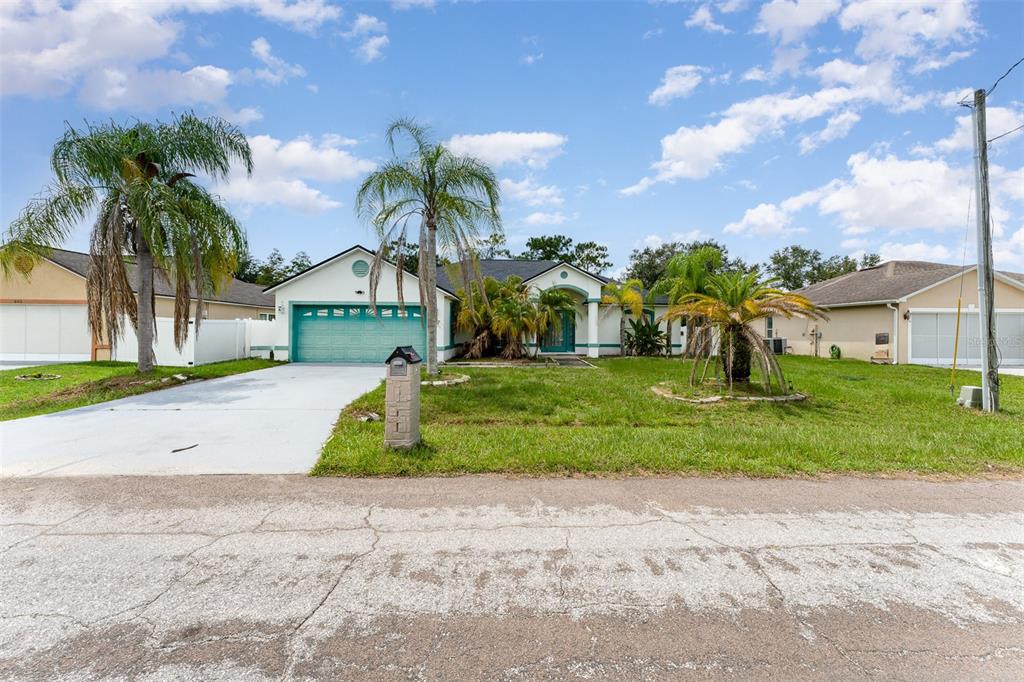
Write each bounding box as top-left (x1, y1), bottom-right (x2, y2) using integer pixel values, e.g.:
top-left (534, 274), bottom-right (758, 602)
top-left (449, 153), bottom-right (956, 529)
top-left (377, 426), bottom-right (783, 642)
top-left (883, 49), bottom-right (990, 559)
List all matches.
top-left (293, 304), bottom-right (426, 363)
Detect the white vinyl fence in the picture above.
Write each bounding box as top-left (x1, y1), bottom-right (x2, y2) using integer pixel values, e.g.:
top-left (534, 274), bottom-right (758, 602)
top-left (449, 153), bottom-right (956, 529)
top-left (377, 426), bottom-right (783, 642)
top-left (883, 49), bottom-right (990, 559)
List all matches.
top-left (113, 318), bottom-right (276, 367)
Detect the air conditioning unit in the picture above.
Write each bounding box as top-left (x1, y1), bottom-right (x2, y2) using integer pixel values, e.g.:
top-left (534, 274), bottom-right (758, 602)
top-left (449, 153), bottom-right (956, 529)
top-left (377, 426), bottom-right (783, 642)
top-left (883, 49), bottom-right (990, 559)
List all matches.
top-left (764, 337), bottom-right (786, 355)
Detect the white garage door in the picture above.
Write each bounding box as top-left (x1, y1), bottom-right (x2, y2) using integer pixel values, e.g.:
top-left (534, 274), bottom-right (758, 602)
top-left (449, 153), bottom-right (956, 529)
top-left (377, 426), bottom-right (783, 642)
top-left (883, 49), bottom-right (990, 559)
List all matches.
top-left (909, 311), bottom-right (1024, 366)
top-left (0, 304), bottom-right (91, 362)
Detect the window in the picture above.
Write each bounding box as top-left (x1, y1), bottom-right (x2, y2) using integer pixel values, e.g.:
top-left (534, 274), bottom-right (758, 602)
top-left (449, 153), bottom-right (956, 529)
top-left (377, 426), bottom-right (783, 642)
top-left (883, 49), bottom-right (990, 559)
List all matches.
top-left (259, 313), bottom-right (276, 321)
top-left (766, 317), bottom-right (774, 339)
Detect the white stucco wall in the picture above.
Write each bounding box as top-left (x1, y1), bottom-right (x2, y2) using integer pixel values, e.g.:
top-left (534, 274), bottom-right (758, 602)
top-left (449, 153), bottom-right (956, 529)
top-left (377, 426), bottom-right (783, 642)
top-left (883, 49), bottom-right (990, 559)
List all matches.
top-left (267, 247), bottom-right (453, 362)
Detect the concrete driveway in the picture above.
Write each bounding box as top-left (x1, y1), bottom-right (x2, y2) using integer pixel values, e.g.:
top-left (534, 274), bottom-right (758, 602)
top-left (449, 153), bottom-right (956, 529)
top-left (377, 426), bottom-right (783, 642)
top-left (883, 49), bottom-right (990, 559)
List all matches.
top-left (0, 364), bottom-right (383, 477)
top-left (0, 476), bottom-right (1021, 680)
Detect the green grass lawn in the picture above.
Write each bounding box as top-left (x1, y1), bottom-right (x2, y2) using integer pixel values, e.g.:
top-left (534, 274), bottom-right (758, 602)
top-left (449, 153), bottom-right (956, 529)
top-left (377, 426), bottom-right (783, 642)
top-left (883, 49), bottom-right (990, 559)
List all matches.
top-left (314, 356), bottom-right (1024, 477)
top-left (0, 358), bottom-right (278, 421)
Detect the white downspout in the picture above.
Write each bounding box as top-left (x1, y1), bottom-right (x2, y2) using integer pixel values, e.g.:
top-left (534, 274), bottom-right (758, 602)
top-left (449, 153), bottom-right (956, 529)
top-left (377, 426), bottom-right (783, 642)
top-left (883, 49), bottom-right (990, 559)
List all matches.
top-left (887, 303), bottom-right (899, 365)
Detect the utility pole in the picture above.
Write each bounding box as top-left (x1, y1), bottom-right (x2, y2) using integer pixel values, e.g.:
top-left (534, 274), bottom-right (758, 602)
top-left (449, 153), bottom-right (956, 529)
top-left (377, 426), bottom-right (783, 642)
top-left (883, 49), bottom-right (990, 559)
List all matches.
top-left (970, 88), bottom-right (1000, 412)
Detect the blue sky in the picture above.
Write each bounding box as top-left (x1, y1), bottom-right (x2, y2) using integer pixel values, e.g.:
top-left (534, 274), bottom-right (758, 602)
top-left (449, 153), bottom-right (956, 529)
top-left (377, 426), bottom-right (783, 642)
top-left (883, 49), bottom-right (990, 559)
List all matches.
top-left (2, 0), bottom-right (1023, 275)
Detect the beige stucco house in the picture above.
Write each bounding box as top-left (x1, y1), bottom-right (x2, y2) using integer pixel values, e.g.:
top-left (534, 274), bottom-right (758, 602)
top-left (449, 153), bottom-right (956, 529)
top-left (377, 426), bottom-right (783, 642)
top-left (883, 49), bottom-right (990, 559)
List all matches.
top-left (768, 260), bottom-right (1024, 367)
top-left (1, 248), bottom-right (275, 363)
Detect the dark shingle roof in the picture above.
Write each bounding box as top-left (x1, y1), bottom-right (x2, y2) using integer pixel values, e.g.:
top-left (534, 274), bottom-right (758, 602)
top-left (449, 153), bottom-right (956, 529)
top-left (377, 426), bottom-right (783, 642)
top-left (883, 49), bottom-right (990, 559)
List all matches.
top-left (797, 260), bottom-right (1023, 306)
top-left (437, 259), bottom-right (581, 292)
top-left (44, 247), bottom-right (274, 308)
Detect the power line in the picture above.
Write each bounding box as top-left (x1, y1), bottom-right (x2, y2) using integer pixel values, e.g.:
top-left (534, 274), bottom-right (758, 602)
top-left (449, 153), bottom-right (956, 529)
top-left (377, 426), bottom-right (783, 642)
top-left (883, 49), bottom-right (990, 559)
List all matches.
top-left (958, 55), bottom-right (1024, 107)
top-left (988, 123), bottom-right (1024, 143)
top-left (987, 55), bottom-right (1024, 97)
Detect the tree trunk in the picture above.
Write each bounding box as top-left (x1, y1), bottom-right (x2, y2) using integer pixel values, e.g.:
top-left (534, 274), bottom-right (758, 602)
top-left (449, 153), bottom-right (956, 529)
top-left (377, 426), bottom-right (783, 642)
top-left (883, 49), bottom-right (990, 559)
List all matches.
top-left (424, 222), bottom-right (439, 375)
top-left (724, 328), bottom-right (752, 383)
top-left (665, 318), bottom-right (672, 356)
top-left (684, 317), bottom-right (696, 357)
top-left (135, 227), bottom-right (156, 373)
top-left (619, 311), bottom-right (626, 356)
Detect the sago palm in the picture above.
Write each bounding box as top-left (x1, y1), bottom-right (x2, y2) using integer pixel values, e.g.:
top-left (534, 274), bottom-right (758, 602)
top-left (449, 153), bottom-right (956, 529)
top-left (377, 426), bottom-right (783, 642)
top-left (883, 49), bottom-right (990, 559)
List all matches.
top-left (649, 246), bottom-right (723, 357)
top-left (355, 119), bottom-right (501, 374)
top-left (666, 270), bottom-right (826, 393)
top-left (1, 114), bottom-right (252, 372)
top-left (601, 279), bottom-right (645, 355)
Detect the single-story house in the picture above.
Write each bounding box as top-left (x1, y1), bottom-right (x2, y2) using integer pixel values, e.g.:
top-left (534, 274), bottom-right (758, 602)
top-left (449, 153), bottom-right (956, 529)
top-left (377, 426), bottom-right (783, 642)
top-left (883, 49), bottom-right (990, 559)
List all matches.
top-left (0, 247), bottom-right (275, 363)
top-left (768, 260), bottom-right (1024, 367)
top-left (263, 244), bottom-right (685, 364)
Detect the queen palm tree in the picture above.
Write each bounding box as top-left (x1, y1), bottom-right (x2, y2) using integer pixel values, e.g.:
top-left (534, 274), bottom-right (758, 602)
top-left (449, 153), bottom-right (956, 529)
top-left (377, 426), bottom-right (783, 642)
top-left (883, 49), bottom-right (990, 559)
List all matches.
top-left (356, 119), bottom-right (501, 375)
top-left (601, 279), bottom-right (645, 355)
top-left (665, 270), bottom-right (827, 393)
top-left (0, 115), bottom-right (252, 372)
top-left (649, 246), bottom-right (723, 357)
top-left (532, 288), bottom-right (577, 357)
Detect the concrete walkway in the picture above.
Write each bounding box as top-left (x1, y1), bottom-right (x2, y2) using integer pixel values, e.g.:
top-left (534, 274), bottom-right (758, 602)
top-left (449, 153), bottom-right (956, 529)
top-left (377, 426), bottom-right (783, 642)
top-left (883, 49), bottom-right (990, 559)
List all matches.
top-left (0, 364), bottom-right (383, 477)
top-left (0, 475), bottom-right (1021, 680)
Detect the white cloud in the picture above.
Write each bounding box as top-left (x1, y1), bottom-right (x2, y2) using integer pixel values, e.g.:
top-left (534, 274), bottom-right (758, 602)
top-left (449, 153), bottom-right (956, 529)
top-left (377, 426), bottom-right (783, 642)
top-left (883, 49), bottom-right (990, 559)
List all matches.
top-left (840, 238), bottom-right (868, 250)
top-left (500, 178), bottom-right (563, 206)
top-left (343, 14), bottom-right (387, 38)
top-left (643, 28), bottom-right (664, 40)
top-left (391, 0), bottom-right (435, 9)
top-left (618, 177), bottom-right (656, 197)
top-left (755, 0), bottom-right (840, 44)
top-left (215, 133), bottom-right (376, 214)
top-left (838, 0), bottom-right (978, 61)
top-left (770, 43), bottom-right (809, 76)
top-left (78, 65), bottom-right (233, 111)
top-left (648, 65), bottom-right (706, 106)
top-left (447, 132), bottom-right (568, 169)
top-left (685, 5), bottom-right (730, 34)
top-left (222, 106), bottom-right (264, 125)
top-left (355, 34), bottom-right (389, 63)
top-left (724, 202), bottom-right (804, 236)
top-left (521, 52), bottom-right (544, 66)
top-left (910, 49), bottom-right (973, 74)
top-left (717, 0), bottom-right (748, 13)
top-left (878, 241), bottom-right (952, 262)
top-left (341, 13), bottom-right (389, 63)
top-left (624, 56), bottom-right (935, 192)
top-left (523, 211), bottom-right (567, 226)
top-left (636, 230), bottom-right (707, 248)
top-left (245, 37), bottom-right (305, 84)
top-left (799, 110), bottom-right (861, 154)
top-left (741, 66), bottom-right (770, 82)
top-left (917, 107), bottom-right (1024, 155)
top-left (0, 1), bottom-right (339, 107)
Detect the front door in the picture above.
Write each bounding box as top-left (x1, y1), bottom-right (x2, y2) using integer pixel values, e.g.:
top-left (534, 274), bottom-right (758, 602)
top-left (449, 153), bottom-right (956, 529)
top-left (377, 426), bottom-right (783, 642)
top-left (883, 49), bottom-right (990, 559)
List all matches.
top-left (541, 311), bottom-right (575, 353)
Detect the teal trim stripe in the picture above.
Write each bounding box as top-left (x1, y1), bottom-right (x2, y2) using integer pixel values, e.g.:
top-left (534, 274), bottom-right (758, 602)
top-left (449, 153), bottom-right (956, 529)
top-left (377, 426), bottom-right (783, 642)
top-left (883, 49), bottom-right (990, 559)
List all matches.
top-left (575, 343), bottom-right (622, 348)
top-left (250, 345), bottom-right (289, 351)
top-left (586, 297), bottom-right (602, 303)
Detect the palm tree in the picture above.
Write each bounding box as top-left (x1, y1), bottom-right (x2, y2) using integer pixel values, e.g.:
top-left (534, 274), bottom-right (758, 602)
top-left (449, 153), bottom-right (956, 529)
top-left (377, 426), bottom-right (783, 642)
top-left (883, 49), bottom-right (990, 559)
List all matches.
top-left (665, 270), bottom-right (827, 393)
top-left (453, 274), bottom-right (501, 359)
top-left (0, 115), bottom-right (252, 372)
top-left (490, 277), bottom-right (536, 359)
top-left (532, 288), bottom-right (577, 357)
top-left (601, 279), bottom-right (645, 355)
top-left (649, 246), bottom-right (723, 357)
top-left (355, 119), bottom-right (501, 375)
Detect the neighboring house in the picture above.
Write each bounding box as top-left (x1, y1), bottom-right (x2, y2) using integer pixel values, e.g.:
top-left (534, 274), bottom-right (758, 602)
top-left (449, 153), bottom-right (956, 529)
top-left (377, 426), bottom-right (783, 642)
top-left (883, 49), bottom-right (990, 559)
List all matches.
top-left (0, 247), bottom-right (275, 363)
top-left (264, 244), bottom-right (684, 364)
top-left (768, 260), bottom-right (1024, 367)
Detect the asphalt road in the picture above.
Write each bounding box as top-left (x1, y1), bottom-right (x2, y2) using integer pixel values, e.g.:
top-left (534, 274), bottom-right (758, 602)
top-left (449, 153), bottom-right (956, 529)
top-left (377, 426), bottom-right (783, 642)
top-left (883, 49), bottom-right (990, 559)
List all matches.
top-left (1, 475), bottom-right (1021, 680)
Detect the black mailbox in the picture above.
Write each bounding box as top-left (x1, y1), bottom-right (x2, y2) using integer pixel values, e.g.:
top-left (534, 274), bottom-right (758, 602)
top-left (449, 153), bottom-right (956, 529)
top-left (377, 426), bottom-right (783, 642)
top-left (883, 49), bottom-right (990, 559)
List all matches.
top-left (386, 346), bottom-right (422, 365)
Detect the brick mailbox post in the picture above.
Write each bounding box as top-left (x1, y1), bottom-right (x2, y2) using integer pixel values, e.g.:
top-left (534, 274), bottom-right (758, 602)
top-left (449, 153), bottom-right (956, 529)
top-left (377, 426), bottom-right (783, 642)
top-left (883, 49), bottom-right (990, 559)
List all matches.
top-left (384, 346), bottom-right (422, 449)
